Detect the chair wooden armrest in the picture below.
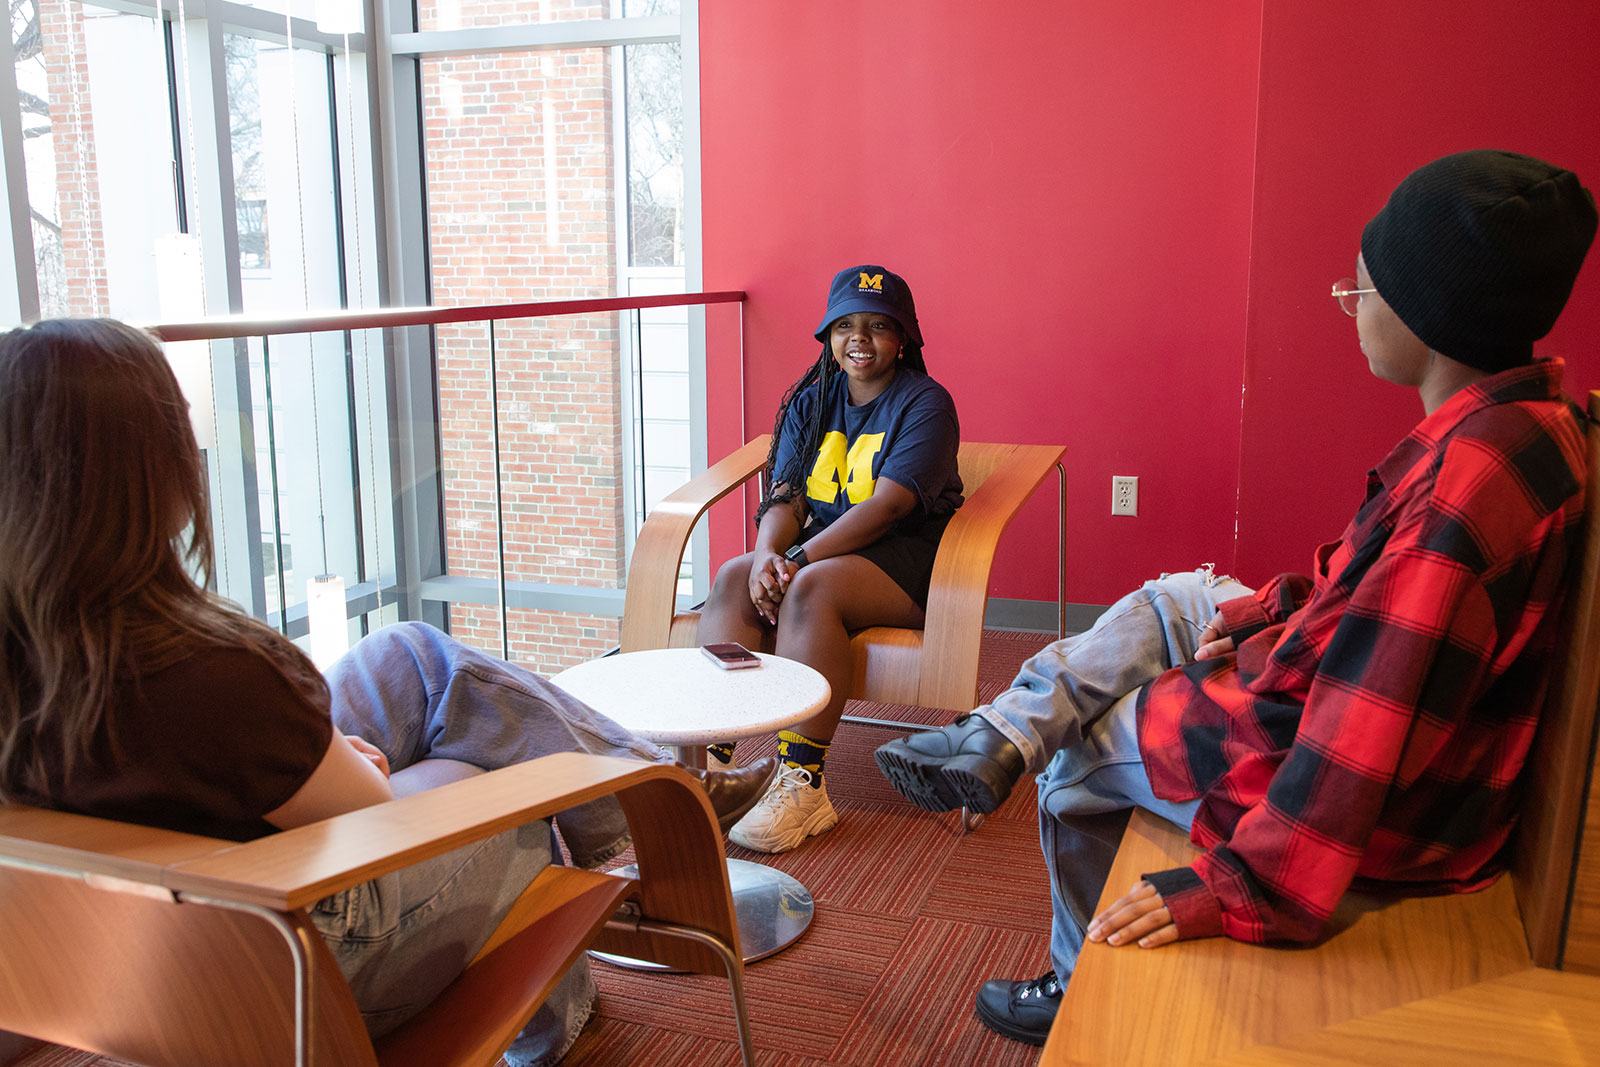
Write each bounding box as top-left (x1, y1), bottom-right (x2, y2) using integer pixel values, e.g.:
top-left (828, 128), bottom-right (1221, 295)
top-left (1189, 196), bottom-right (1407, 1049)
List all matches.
top-left (0, 805), bottom-right (239, 883)
top-left (161, 752), bottom-right (718, 911)
top-left (1043, 810), bottom-right (1531, 1066)
top-left (621, 435), bottom-right (772, 652)
top-left (914, 442), bottom-right (1066, 710)
top-left (621, 436), bottom-right (1068, 712)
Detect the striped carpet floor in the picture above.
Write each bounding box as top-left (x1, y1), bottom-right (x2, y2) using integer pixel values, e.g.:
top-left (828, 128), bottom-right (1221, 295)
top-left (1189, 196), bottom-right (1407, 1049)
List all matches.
top-left (15, 629), bottom-right (1060, 1067)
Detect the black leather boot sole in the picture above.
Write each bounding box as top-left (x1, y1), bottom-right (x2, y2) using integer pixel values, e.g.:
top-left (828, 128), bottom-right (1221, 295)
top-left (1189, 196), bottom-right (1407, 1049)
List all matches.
top-left (873, 743), bottom-right (1013, 814)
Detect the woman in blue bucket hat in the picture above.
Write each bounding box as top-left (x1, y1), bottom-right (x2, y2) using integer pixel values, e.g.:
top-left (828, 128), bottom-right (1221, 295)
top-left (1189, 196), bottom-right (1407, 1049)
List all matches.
top-left (703, 265), bottom-right (965, 853)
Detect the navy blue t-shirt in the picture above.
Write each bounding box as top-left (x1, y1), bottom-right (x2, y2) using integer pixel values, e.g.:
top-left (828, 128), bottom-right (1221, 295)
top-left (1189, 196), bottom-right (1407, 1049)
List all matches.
top-left (773, 368), bottom-right (963, 532)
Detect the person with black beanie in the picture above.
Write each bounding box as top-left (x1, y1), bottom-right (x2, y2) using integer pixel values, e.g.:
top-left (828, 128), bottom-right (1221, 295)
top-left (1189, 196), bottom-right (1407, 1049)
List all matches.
top-left (875, 149), bottom-right (1598, 1046)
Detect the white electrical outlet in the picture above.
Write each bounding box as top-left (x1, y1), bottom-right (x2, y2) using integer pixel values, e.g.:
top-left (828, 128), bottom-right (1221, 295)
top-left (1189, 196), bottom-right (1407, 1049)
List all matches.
top-left (1112, 476), bottom-right (1138, 516)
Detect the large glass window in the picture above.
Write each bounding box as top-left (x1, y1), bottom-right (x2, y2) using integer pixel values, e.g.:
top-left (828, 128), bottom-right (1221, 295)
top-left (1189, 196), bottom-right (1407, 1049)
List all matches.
top-left (12, 0), bottom-right (177, 320)
top-left (0, 0), bottom-right (699, 666)
top-left (620, 40), bottom-right (687, 535)
top-left (227, 33), bottom-right (375, 628)
top-left (419, 0), bottom-right (614, 35)
top-left (621, 0), bottom-right (678, 16)
top-left (422, 43), bottom-right (623, 667)
top-left (624, 43), bottom-right (681, 267)
top-left (417, 17), bottom-right (695, 673)
top-left (3, 0), bottom-right (386, 649)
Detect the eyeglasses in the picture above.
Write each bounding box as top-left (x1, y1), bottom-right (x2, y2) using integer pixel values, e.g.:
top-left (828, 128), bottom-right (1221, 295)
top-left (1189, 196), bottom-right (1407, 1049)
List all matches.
top-left (1331, 278), bottom-right (1377, 317)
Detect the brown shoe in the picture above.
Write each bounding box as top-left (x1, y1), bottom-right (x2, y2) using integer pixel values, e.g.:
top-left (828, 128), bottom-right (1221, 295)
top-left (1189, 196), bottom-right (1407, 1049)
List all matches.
top-left (678, 756), bottom-right (781, 832)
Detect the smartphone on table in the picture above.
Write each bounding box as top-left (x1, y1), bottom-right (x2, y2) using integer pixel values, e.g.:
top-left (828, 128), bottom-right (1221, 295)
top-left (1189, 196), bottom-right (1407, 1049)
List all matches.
top-left (701, 642), bottom-right (761, 670)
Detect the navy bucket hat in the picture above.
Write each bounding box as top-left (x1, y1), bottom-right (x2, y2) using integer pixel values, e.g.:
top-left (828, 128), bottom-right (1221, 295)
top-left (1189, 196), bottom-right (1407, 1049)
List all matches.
top-left (813, 265), bottom-right (924, 351)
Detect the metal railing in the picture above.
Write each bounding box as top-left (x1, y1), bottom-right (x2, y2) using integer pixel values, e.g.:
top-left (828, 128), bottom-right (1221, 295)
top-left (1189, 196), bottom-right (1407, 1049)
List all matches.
top-left (147, 291), bottom-right (745, 341)
top-left (142, 290), bottom-right (746, 661)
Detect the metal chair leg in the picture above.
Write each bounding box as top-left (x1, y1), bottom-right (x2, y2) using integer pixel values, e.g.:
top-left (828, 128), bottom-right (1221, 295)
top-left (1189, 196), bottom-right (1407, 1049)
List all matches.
top-left (606, 914), bottom-right (757, 1066)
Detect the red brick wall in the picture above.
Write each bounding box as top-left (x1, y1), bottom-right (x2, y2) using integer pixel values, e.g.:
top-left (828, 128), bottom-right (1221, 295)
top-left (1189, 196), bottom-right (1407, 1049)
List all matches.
top-left (420, 0), bottom-right (624, 673)
top-left (451, 604), bottom-right (620, 667)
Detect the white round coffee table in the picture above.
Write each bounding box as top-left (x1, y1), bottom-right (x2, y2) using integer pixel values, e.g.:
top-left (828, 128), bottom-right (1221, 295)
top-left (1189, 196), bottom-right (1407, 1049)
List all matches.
top-left (552, 648), bottom-right (831, 966)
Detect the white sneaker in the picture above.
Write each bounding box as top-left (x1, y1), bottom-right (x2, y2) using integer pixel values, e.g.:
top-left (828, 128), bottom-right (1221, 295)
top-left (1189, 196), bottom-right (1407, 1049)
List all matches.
top-left (727, 764), bottom-right (838, 853)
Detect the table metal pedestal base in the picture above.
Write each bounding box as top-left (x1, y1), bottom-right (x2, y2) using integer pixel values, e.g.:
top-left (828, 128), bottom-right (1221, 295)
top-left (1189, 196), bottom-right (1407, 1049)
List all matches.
top-left (591, 858), bottom-right (814, 971)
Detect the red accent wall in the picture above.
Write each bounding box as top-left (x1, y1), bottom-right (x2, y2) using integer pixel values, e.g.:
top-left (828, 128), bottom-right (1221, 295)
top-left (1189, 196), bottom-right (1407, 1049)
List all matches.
top-left (700, 2), bottom-right (1600, 607)
top-left (1235, 2), bottom-right (1600, 579)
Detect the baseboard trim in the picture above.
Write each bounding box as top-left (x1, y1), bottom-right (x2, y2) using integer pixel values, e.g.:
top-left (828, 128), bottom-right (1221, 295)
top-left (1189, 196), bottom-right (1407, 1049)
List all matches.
top-left (984, 597), bottom-right (1106, 635)
top-left (0, 1032), bottom-right (42, 1067)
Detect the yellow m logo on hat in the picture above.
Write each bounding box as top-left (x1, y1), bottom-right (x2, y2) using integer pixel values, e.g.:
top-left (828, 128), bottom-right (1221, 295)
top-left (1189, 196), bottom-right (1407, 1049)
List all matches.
top-left (858, 273), bottom-right (883, 291)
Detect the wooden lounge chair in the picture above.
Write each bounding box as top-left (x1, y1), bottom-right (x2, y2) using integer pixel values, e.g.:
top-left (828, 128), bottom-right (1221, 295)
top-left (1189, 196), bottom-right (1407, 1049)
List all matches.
top-left (620, 435), bottom-right (1068, 714)
top-left (0, 752), bottom-right (756, 1067)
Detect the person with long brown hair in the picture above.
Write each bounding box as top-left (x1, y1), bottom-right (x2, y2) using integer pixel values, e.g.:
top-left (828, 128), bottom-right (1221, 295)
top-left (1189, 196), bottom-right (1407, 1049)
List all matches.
top-left (0, 317), bottom-right (777, 1064)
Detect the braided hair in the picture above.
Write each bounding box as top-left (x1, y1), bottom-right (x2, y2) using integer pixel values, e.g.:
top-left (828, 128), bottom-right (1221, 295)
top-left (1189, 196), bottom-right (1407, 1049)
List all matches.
top-left (753, 325), bottom-right (929, 527)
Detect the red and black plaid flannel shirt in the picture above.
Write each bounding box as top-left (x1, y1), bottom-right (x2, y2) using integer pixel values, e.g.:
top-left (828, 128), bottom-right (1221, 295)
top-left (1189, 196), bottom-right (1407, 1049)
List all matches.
top-left (1137, 359), bottom-right (1586, 943)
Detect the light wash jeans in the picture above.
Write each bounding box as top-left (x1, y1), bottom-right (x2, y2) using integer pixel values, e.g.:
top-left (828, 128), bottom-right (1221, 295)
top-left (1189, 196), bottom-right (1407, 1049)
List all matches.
top-left (975, 567), bottom-right (1251, 985)
top-left (311, 622), bottom-right (669, 1066)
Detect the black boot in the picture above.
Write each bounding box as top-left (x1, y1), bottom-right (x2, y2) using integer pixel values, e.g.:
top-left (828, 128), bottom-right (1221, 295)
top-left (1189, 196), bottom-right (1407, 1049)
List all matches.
top-left (974, 971), bottom-right (1061, 1045)
top-left (873, 713), bottom-right (1024, 813)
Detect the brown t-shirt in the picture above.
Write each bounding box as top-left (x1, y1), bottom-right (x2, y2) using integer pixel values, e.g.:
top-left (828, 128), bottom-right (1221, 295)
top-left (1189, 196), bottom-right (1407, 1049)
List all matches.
top-left (21, 645), bottom-right (334, 841)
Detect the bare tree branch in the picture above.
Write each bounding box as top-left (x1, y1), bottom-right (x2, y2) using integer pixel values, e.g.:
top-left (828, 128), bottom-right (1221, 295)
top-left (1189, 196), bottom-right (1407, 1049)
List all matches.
top-left (10, 0), bottom-right (42, 63)
top-left (29, 205), bottom-right (60, 236)
top-left (16, 88), bottom-right (48, 119)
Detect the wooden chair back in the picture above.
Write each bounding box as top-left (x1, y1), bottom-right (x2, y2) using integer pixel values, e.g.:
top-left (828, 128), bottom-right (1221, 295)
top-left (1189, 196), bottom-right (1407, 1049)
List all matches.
top-left (620, 436), bottom-right (1066, 712)
top-left (1510, 388), bottom-right (1600, 967)
top-left (0, 816), bottom-right (378, 1067)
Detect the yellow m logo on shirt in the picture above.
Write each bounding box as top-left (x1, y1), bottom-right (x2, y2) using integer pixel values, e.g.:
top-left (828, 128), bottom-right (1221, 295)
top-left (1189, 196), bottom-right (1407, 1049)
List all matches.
top-left (858, 273), bottom-right (883, 291)
top-left (806, 431), bottom-right (884, 504)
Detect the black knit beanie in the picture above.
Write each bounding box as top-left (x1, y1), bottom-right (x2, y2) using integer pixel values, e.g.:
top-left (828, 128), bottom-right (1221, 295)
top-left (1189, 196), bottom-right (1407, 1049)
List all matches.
top-left (1360, 149), bottom-right (1597, 372)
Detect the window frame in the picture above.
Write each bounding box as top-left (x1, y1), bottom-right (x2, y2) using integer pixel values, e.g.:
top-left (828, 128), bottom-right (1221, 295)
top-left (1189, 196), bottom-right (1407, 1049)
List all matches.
top-left (384, 0), bottom-right (707, 637)
top-left (0, 0), bottom-right (706, 652)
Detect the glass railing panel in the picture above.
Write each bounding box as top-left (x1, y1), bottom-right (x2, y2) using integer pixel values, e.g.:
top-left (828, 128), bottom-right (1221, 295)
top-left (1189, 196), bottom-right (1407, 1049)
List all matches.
top-left (348, 325), bottom-right (394, 605)
top-left (439, 310), bottom-right (629, 660)
top-left (148, 291), bottom-right (742, 665)
top-left (434, 316), bottom-right (503, 657)
top-left (504, 607), bottom-right (619, 676)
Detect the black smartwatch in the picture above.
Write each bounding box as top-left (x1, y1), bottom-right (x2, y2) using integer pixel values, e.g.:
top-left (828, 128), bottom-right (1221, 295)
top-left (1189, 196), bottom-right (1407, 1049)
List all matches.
top-left (784, 544), bottom-right (810, 568)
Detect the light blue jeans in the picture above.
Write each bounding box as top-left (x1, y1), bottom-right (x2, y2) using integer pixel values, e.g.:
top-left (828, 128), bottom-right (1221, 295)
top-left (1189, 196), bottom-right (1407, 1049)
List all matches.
top-left (312, 622), bottom-right (669, 1066)
top-left (975, 567), bottom-right (1251, 985)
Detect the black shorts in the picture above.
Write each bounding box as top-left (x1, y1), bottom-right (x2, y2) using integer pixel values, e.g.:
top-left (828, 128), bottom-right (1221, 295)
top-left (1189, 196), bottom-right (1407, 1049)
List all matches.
top-left (797, 511), bottom-right (955, 610)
